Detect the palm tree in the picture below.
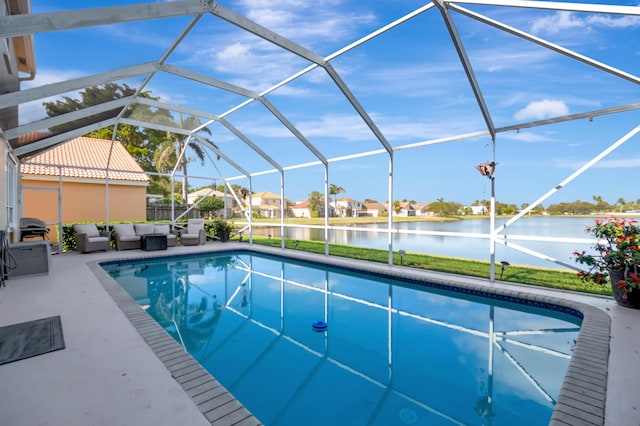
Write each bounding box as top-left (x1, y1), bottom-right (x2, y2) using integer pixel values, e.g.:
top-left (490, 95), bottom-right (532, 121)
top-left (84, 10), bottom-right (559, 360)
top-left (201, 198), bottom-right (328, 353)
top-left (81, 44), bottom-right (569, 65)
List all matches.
top-left (329, 184), bottom-right (345, 217)
top-left (393, 200), bottom-right (401, 214)
top-left (617, 197), bottom-right (626, 213)
top-left (308, 191), bottom-right (323, 217)
top-left (154, 114), bottom-right (213, 205)
top-left (592, 195), bottom-right (610, 213)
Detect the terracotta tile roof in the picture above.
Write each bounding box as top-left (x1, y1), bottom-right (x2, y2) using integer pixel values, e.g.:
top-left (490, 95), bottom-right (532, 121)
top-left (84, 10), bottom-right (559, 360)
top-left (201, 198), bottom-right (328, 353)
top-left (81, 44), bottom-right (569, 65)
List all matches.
top-left (17, 131), bottom-right (51, 146)
top-left (253, 191), bottom-right (280, 199)
top-left (188, 188), bottom-right (226, 198)
top-left (20, 137), bottom-right (149, 182)
top-left (293, 199), bottom-right (330, 208)
top-left (336, 197), bottom-right (362, 203)
top-left (293, 200), bottom-right (310, 209)
top-left (365, 202), bottom-right (386, 210)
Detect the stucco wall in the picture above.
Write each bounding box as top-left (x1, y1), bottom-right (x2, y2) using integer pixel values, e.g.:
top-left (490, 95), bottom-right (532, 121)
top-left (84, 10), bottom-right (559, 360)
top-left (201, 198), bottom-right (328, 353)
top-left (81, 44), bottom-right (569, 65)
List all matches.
top-left (22, 177), bottom-right (147, 224)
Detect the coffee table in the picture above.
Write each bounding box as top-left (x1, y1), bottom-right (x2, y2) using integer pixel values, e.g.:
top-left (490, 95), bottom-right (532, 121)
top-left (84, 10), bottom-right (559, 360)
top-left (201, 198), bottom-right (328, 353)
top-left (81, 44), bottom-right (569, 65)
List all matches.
top-left (140, 233), bottom-right (168, 251)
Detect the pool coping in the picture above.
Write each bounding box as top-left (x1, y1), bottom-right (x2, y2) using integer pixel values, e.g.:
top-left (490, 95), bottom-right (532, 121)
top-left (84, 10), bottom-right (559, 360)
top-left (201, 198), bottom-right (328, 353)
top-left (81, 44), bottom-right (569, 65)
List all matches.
top-left (89, 244), bottom-right (611, 426)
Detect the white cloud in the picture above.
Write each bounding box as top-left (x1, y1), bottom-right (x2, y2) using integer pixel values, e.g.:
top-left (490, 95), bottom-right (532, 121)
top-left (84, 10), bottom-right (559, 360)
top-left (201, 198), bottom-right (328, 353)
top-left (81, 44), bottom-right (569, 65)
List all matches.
top-left (471, 47), bottom-right (552, 73)
top-left (593, 157), bottom-right (640, 168)
top-left (235, 113), bottom-right (370, 140)
top-left (19, 68), bottom-right (88, 125)
top-left (177, 0), bottom-right (374, 93)
top-left (587, 14), bottom-right (640, 29)
top-left (530, 11), bottom-right (640, 35)
top-left (214, 42), bottom-right (255, 72)
top-left (18, 101), bottom-right (48, 126)
top-left (192, 38), bottom-right (306, 90)
top-left (237, 0), bottom-right (374, 44)
top-left (296, 114), bottom-right (369, 140)
top-left (500, 131), bottom-right (554, 143)
top-left (22, 68), bottom-right (85, 89)
top-left (514, 99), bottom-right (569, 121)
top-left (530, 12), bottom-right (584, 35)
top-left (231, 111), bottom-right (450, 143)
top-left (245, 8), bottom-right (298, 29)
top-left (238, 0), bottom-right (315, 8)
top-left (559, 156), bottom-right (640, 170)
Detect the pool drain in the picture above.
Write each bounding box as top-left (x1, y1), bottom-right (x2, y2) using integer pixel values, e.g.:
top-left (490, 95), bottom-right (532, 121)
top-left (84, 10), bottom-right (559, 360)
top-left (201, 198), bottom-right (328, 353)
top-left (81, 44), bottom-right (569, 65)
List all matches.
top-left (399, 408), bottom-right (417, 424)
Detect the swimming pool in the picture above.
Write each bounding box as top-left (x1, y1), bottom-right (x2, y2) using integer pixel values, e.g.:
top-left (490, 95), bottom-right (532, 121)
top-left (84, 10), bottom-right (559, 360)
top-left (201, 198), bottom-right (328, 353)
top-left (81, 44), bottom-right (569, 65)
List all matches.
top-left (101, 250), bottom-right (584, 426)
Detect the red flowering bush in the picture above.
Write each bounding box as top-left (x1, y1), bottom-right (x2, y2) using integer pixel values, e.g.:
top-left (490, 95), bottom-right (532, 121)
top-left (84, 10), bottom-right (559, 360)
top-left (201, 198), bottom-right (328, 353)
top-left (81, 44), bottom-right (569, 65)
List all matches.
top-left (573, 217), bottom-right (640, 293)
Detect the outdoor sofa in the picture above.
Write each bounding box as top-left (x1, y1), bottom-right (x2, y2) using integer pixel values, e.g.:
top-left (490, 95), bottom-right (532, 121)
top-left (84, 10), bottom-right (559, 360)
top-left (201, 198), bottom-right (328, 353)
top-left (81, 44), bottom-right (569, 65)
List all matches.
top-left (114, 223), bottom-right (178, 250)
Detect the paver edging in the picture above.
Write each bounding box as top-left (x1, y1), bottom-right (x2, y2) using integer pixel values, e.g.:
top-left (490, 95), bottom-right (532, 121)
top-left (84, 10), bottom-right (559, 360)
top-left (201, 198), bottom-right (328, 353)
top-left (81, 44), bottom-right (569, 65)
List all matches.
top-left (87, 259), bottom-right (262, 426)
top-left (88, 245), bottom-right (611, 426)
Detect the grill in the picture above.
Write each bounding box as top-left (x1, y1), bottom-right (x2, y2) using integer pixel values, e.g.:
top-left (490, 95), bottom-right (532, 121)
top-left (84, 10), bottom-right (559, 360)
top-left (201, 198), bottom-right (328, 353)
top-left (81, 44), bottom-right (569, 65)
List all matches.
top-left (19, 217), bottom-right (49, 241)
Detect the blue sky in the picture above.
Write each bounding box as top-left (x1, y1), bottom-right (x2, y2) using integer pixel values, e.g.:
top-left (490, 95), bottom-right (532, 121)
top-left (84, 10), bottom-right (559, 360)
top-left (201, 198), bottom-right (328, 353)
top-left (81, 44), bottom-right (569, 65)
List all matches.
top-left (20, 0), bottom-right (640, 207)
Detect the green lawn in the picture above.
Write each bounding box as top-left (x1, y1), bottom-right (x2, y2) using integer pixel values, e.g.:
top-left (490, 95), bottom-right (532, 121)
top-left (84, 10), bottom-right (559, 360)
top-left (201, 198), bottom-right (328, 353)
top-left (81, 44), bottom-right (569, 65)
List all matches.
top-left (236, 235), bottom-right (611, 297)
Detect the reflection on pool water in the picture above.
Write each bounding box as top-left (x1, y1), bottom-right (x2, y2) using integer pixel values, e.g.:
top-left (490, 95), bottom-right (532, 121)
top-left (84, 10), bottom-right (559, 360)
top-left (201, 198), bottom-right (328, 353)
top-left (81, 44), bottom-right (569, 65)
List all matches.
top-left (102, 251), bottom-right (582, 426)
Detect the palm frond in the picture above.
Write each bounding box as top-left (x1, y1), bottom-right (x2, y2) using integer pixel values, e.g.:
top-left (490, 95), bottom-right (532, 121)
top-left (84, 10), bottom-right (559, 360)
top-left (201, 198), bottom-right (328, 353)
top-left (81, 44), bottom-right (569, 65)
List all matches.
top-left (188, 141), bottom-right (206, 164)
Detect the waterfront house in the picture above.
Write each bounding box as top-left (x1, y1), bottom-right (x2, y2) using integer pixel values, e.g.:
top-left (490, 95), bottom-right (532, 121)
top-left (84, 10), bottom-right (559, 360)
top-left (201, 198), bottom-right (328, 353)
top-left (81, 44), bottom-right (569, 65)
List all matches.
top-left (363, 202), bottom-right (387, 217)
top-left (187, 187), bottom-right (236, 218)
top-left (387, 201), bottom-right (416, 217)
top-left (413, 202), bottom-right (433, 217)
top-left (291, 200), bottom-right (311, 218)
top-left (334, 197), bottom-right (365, 217)
top-left (469, 205), bottom-right (488, 215)
top-left (249, 191), bottom-right (294, 218)
top-left (291, 199), bottom-right (335, 218)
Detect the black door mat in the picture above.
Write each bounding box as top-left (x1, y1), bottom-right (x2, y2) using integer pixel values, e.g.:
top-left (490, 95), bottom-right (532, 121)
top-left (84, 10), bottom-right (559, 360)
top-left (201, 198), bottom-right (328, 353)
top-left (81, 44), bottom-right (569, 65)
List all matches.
top-left (0, 315), bottom-right (65, 365)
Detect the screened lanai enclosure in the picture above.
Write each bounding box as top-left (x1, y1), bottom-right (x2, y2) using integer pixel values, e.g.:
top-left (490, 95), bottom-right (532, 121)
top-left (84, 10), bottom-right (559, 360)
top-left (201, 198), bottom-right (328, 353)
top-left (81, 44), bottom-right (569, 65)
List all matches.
top-left (1, 0), bottom-right (639, 280)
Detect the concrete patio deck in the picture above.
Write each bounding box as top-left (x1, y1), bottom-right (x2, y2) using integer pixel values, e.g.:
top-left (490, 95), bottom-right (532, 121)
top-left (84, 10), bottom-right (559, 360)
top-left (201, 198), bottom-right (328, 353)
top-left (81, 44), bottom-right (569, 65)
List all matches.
top-left (0, 242), bottom-right (639, 425)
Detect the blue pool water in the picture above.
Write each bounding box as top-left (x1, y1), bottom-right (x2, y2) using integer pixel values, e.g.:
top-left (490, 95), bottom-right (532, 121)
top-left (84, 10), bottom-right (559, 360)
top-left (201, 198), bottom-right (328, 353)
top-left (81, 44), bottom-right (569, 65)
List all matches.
top-left (102, 251), bottom-right (582, 426)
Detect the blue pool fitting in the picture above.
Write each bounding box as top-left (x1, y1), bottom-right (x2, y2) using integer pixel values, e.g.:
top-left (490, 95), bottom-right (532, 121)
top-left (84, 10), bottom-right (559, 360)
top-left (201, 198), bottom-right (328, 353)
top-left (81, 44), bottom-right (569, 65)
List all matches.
top-left (312, 321), bottom-right (328, 331)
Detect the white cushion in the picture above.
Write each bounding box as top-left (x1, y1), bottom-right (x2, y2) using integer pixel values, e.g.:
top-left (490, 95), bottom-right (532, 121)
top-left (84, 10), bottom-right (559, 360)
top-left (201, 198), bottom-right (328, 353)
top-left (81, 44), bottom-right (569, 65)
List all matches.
top-left (135, 223), bottom-right (155, 236)
top-left (187, 219), bottom-right (204, 234)
top-left (166, 234), bottom-right (176, 240)
top-left (87, 236), bottom-right (109, 243)
top-left (181, 233), bottom-right (198, 239)
top-left (114, 224), bottom-right (135, 236)
top-left (74, 224), bottom-right (99, 237)
top-left (154, 224), bottom-right (170, 235)
top-left (119, 235), bottom-right (141, 242)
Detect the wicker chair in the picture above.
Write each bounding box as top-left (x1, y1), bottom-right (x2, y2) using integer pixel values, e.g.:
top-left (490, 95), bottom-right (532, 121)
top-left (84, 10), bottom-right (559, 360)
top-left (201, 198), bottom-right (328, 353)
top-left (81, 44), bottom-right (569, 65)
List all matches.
top-left (113, 224), bottom-right (141, 250)
top-left (73, 224), bottom-right (110, 253)
top-left (180, 218), bottom-right (206, 246)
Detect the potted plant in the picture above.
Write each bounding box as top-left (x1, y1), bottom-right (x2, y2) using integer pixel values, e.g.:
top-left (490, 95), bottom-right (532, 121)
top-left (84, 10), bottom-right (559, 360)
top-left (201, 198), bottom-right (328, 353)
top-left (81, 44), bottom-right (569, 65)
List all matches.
top-left (211, 219), bottom-right (234, 242)
top-left (573, 217), bottom-right (640, 308)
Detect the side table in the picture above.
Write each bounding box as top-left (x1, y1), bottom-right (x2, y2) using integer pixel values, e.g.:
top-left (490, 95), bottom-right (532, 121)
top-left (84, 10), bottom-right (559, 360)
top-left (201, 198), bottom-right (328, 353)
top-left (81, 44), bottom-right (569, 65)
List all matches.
top-left (141, 234), bottom-right (168, 251)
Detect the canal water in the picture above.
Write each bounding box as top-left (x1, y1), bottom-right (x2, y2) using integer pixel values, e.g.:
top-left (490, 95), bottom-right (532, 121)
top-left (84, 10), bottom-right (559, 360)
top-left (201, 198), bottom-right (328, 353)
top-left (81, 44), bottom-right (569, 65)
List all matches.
top-left (248, 216), bottom-right (607, 270)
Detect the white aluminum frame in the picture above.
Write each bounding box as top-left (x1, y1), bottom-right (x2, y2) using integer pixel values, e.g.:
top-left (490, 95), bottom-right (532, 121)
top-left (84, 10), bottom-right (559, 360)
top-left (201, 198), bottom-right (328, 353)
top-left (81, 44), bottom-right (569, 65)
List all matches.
top-left (1, 0), bottom-right (638, 280)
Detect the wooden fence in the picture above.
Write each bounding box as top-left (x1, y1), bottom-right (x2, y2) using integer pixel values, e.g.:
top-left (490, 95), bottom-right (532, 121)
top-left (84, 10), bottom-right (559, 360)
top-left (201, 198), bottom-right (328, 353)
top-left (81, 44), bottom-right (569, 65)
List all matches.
top-left (146, 205), bottom-right (201, 221)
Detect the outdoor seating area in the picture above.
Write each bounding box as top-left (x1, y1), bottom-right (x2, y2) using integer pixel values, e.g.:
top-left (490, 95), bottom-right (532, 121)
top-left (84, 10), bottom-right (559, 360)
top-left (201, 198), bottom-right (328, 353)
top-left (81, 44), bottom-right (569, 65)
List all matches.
top-left (75, 219), bottom-right (208, 253)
